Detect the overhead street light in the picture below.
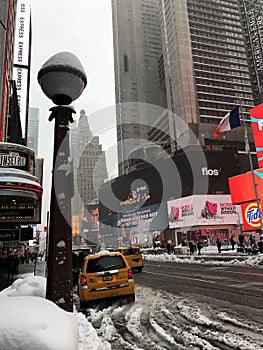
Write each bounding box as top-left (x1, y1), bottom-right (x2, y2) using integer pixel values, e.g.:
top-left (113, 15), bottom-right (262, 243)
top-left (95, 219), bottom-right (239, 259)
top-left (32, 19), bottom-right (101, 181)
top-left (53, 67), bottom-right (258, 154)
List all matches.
top-left (38, 52), bottom-right (87, 311)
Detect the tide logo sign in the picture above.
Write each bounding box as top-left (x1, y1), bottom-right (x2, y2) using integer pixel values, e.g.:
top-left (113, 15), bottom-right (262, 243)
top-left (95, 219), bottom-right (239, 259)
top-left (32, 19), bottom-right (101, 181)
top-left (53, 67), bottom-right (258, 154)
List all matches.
top-left (201, 167), bottom-right (222, 176)
top-left (244, 203), bottom-right (262, 228)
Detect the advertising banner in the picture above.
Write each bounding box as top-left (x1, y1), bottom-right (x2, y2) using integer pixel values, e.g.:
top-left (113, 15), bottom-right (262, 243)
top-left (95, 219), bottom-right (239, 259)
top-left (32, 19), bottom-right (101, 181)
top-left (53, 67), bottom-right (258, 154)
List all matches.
top-left (13, 0), bottom-right (31, 139)
top-left (167, 195), bottom-right (241, 229)
top-left (113, 203), bottom-right (168, 232)
top-left (241, 201), bottom-right (262, 231)
top-left (82, 205), bottom-right (99, 232)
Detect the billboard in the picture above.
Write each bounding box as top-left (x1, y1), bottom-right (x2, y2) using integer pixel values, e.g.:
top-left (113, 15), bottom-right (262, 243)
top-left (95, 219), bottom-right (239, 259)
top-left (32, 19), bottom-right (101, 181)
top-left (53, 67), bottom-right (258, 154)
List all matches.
top-left (250, 103), bottom-right (263, 167)
top-left (112, 203), bottom-right (168, 232)
top-left (167, 195), bottom-right (241, 229)
top-left (229, 168), bottom-right (263, 204)
top-left (82, 204), bottom-right (99, 232)
top-left (99, 146), bottom-right (241, 228)
top-left (13, 0), bottom-right (31, 139)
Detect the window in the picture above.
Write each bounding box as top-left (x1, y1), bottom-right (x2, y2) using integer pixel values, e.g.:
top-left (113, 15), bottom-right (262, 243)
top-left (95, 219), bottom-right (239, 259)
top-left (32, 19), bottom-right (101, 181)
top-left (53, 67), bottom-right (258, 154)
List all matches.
top-left (124, 53), bottom-right (128, 72)
top-left (86, 255), bottom-right (126, 272)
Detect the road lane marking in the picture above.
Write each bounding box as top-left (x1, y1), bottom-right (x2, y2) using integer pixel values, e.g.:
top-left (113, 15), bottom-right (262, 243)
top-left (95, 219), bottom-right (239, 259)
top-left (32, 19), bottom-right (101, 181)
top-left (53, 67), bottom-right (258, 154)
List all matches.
top-left (143, 271), bottom-right (216, 284)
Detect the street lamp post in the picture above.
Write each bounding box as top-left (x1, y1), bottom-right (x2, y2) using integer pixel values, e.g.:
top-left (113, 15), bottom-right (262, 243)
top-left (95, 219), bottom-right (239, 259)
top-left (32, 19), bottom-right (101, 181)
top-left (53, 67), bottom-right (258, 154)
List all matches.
top-left (38, 52), bottom-right (87, 312)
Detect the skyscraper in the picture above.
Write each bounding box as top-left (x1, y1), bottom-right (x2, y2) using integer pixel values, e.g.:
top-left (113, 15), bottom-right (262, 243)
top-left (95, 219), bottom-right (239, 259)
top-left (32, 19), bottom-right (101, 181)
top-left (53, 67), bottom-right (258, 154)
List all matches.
top-left (112, 0), bottom-right (260, 172)
top-left (159, 0), bottom-right (255, 151)
top-left (70, 110), bottom-right (108, 242)
top-left (112, 0), bottom-right (167, 174)
top-left (27, 107), bottom-right (39, 155)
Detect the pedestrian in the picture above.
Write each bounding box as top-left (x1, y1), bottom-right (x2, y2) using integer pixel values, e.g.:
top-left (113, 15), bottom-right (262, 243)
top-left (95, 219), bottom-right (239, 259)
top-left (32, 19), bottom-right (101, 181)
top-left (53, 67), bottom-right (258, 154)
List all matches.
top-left (258, 236), bottom-right (263, 254)
top-left (216, 238), bottom-right (222, 253)
top-left (197, 241), bottom-right (202, 256)
top-left (230, 235), bottom-right (236, 251)
top-left (249, 234), bottom-right (255, 247)
top-left (166, 242), bottom-right (171, 254)
top-left (6, 253), bottom-right (20, 283)
top-left (238, 234), bottom-right (245, 251)
top-left (188, 241), bottom-right (196, 255)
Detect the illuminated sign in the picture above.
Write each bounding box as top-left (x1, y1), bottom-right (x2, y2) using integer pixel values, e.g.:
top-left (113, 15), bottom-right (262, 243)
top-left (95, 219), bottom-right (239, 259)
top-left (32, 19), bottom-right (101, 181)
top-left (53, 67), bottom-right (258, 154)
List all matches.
top-left (0, 195), bottom-right (40, 224)
top-left (167, 195), bottom-right (241, 229)
top-left (229, 167), bottom-right (263, 204)
top-left (0, 152), bottom-right (26, 167)
top-left (201, 167), bottom-right (222, 176)
top-left (250, 104), bottom-right (263, 167)
top-left (120, 185), bottom-right (150, 208)
top-left (0, 144), bottom-right (35, 173)
top-left (241, 201), bottom-right (262, 231)
top-left (13, 0), bottom-right (31, 139)
top-left (112, 203), bottom-right (168, 231)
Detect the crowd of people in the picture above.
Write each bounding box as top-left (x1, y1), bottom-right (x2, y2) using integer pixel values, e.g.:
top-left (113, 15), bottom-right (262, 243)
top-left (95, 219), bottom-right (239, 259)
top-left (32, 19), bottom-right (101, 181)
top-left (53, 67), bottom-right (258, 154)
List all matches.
top-left (0, 250), bottom-right (43, 284)
top-left (162, 234), bottom-right (263, 256)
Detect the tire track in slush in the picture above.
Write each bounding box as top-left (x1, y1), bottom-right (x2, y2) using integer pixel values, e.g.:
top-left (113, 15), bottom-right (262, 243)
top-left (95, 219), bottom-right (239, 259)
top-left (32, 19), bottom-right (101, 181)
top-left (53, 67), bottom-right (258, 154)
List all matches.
top-left (80, 286), bottom-right (263, 350)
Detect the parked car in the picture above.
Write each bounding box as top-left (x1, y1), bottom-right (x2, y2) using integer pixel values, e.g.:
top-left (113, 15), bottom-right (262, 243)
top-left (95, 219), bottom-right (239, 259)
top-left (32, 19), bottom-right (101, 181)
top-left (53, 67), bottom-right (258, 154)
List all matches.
top-left (114, 246), bottom-right (143, 272)
top-left (78, 250), bottom-right (135, 308)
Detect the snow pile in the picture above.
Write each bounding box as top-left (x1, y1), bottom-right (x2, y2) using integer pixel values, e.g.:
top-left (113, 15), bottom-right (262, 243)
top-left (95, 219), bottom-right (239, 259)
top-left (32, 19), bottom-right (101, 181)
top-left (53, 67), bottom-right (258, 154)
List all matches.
top-left (144, 251), bottom-right (263, 266)
top-left (0, 275), bottom-right (91, 350)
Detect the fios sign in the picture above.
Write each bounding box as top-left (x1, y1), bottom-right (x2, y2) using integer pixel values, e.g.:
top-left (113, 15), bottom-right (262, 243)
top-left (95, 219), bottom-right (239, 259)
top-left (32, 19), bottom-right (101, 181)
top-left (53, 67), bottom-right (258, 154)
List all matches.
top-left (241, 202), bottom-right (262, 230)
top-left (201, 167), bottom-right (222, 176)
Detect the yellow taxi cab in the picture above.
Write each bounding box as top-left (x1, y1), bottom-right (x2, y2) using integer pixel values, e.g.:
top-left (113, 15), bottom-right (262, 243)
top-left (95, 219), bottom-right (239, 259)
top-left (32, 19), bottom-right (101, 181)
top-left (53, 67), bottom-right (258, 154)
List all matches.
top-left (114, 246), bottom-right (143, 272)
top-left (78, 250), bottom-right (135, 308)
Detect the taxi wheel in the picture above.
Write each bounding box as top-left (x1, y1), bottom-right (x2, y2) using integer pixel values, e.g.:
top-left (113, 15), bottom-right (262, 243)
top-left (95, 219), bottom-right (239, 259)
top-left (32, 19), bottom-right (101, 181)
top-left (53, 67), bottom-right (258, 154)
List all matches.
top-left (79, 300), bottom-right (88, 310)
top-left (127, 293), bottom-right (135, 303)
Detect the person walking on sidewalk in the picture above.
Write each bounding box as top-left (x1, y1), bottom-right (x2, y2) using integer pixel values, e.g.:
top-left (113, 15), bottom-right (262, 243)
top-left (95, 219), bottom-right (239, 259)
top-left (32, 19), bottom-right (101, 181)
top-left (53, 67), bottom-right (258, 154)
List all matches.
top-left (216, 239), bottom-right (222, 254)
top-left (197, 241), bottom-right (202, 256)
top-left (258, 236), bottom-right (263, 254)
top-left (6, 253), bottom-right (20, 283)
top-left (189, 241), bottom-right (196, 255)
top-left (230, 236), bottom-right (236, 251)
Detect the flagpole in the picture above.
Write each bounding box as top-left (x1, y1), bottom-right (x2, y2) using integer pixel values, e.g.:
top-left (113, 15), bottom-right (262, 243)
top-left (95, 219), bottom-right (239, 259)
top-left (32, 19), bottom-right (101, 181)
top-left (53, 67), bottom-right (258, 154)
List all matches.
top-left (240, 103), bottom-right (263, 235)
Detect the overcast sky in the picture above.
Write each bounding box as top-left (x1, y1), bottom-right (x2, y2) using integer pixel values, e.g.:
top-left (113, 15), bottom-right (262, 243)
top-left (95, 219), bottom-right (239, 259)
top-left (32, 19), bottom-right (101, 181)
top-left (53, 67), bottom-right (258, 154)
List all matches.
top-left (27, 0), bottom-right (117, 227)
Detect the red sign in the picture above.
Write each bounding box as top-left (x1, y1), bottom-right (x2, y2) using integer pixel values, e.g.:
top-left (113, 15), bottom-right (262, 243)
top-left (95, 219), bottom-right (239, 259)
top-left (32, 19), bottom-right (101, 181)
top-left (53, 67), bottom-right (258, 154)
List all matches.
top-left (229, 169), bottom-right (263, 204)
top-left (241, 201), bottom-right (262, 231)
top-left (250, 103), bottom-right (263, 168)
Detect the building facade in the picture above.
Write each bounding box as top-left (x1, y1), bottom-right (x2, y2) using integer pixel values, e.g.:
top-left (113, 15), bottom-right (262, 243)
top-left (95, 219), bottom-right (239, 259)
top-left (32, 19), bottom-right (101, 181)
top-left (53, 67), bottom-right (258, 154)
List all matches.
top-left (159, 0), bottom-right (256, 152)
top-left (111, 0), bottom-right (167, 174)
top-left (70, 110), bottom-right (108, 245)
top-left (109, 0), bottom-right (263, 246)
top-left (112, 0), bottom-right (263, 168)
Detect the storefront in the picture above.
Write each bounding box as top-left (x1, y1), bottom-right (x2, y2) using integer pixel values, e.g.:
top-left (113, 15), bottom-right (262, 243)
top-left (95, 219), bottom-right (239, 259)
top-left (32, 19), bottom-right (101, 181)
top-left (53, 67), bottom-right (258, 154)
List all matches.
top-left (167, 194), bottom-right (242, 245)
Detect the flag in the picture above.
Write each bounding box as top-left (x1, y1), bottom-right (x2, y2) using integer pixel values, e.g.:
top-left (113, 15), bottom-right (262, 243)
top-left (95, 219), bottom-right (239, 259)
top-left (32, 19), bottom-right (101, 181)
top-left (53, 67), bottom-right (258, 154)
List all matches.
top-left (213, 106), bottom-right (241, 137)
